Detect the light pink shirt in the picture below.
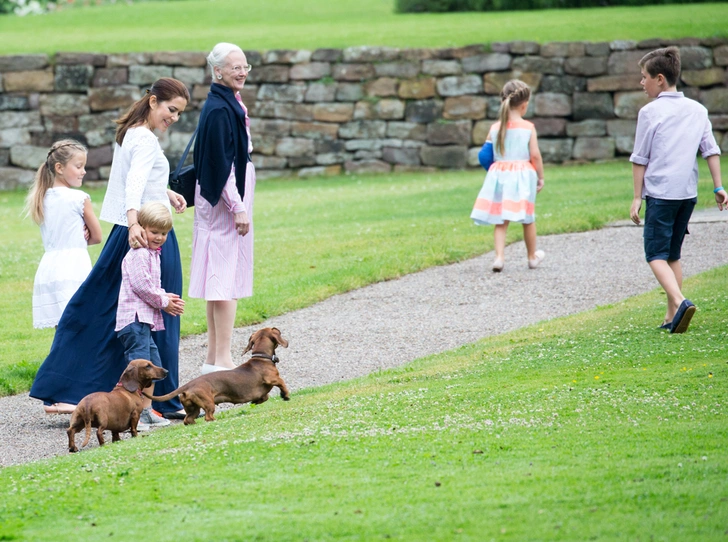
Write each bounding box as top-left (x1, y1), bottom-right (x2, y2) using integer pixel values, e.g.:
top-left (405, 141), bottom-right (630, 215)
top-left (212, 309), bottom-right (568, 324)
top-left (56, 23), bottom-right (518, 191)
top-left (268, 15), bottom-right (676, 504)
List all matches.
top-left (630, 91), bottom-right (720, 200)
top-left (115, 247), bottom-right (169, 332)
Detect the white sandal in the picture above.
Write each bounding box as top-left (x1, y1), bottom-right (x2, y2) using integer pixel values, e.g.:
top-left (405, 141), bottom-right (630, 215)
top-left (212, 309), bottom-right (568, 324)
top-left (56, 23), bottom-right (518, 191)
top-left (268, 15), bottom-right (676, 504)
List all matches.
top-left (528, 250), bottom-right (545, 269)
top-left (492, 258), bottom-right (504, 272)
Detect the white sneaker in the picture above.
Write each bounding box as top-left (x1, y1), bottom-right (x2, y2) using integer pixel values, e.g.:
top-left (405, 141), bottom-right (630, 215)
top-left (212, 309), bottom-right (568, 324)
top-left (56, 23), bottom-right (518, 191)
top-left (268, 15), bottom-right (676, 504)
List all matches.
top-left (135, 421), bottom-right (151, 432)
top-left (139, 407), bottom-right (171, 428)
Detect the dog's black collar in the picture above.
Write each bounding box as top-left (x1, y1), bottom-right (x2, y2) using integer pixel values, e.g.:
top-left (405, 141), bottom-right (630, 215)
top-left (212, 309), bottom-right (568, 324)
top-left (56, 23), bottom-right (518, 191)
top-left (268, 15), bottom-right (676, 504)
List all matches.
top-left (249, 352), bottom-right (279, 363)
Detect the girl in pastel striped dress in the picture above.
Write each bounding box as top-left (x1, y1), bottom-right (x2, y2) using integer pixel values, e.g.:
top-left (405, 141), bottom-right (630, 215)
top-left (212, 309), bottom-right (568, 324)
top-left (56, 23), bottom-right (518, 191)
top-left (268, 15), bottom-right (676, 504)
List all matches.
top-left (471, 79), bottom-right (545, 272)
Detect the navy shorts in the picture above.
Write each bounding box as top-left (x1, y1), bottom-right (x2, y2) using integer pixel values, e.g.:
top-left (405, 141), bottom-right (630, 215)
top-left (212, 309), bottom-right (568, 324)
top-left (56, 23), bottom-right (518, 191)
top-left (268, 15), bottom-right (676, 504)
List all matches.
top-left (117, 321), bottom-right (162, 367)
top-left (643, 196), bottom-right (696, 263)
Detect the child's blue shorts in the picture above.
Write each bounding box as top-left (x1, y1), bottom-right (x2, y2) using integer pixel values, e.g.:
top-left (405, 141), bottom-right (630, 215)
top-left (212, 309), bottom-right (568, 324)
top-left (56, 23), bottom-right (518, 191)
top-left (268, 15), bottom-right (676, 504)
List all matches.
top-left (643, 196), bottom-right (697, 262)
top-left (117, 320), bottom-right (162, 367)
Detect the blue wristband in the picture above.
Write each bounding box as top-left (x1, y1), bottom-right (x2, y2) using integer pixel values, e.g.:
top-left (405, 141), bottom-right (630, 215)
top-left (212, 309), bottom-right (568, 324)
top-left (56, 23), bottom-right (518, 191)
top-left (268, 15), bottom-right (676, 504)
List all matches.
top-left (715, 186), bottom-right (725, 194)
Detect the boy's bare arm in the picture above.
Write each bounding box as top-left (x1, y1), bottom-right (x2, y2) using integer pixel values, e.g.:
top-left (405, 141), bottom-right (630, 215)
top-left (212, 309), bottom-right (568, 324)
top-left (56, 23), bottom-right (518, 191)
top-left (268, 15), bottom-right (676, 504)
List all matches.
top-left (630, 164), bottom-right (646, 224)
top-left (706, 155), bottom-right (727, 211)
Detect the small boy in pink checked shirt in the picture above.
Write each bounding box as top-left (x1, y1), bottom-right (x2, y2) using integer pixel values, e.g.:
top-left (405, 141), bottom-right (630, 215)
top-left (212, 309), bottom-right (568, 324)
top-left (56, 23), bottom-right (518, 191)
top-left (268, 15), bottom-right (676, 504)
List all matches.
top-left (116, 202), bottom-right (185, 428)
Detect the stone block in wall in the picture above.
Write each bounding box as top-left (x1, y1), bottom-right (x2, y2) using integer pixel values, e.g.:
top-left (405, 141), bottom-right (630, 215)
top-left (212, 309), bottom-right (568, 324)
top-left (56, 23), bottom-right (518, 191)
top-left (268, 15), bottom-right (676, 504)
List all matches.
top-left (305, 82), bottom-right (337, 102)
top-left (258, 84), bottom-right (306, 103)
top-left (253, 134), bottom-right (277, 155)
top-left (273, 103), bottom-right (315, 121)
top-left (173, 67), bottom-right (206, 85)
top-left (343, 46), bottom-right (399, 62)
top-left (9, 145), bottom-right (46, 169)
top-left (467, 146), bottom-right (481, 167)
top-left (443, 96), bottom-right (487, 120)
top-left (264, 50), bottom-right (312, 64)
top-left (483, 71), bottom-right (542, 94)
top-left (387, 121), bottom-right (427, 141)
top-left (539, 138), bottom-right (573, 162)
top-left (715, 45), bottom-right (728, 67)
top-left (679, 46), bottom-right (713, 70)
top-left (0, 110), bottom-right (42, 130)
top-left (313, 102), bottom-right (354, 122)
top-left (0, 55), bottom-right (48, 72)
top-left (710, 115), bottom-right (728, 130)
top-left (275, 137), bottom-right (315, 157)
top-left (151, 52), bottom-right (207, 66)
top-left (129, 65), bottom-right (174, 85)
top-left (3, 70), bottom-right (54, 92)
top-left (398, 78), bottom-right (436, 100)
top-left (461, 53), bottom-right (512, 73)
top-left (610, 40), bottom-right (637, 51)
top-left (0, 149), bottom-right (8, 167)
top-left (436, 75), bottom-right (482, 97)
top-left (55, 64), bottom-right (94, 92)
top-left (333, 64), bottom-right (376, 81)
top-left (93, 68), bottom-right (128, 87)
top-left (607, 119), bottom-right (638, 137)
top-left (299, 165), bottom-right (342, 177)
top-left (614, 91), bottom-right (651, 119)
top-left (345, 139), bottom-right (386, 151)
top-left (290, 62), bottom-right (332, 80)
top-left (316, 151), bottom-right (353, 165)
top-left (422, 60), bottom-right (462, 76)
top-left (288, 155), bottom-right (317, 168)
top-left (43, 115), bottom-right (79, 134)
top-left (249, 118), bottom-right (292, 136)
top-left (0, 166), bottom-right (34, 188)
top-left (572, 137), bottom-right (615, 160)
top-left (39, 94), bottom-right (89, 116)
top-left (0, 128), bottom-right (31, 148)
top-left (339, 120), bottom-right (387, 139)
top-left (510, 41), bottom-right (540, 55)
top-left (426, 120), bottom-right (471, 146)
top-left (607, 50), bottom-right (644, 75)
top-left (246, 65), bottom-right (290, 84)
top-left (399, 48), bottom-right (436, 61)
top-left (681, 68), bottom-right (726, 88)
top-left (532, 117), bottom-right (567, 137)
top-left (420, 145), bottom-right (467, 169)
top-left (490, 42), bottom-right (510, 53)
top-left (450, 44), bottom-right (488, 59)
top-left (587, 74), bottom-right (641, 92)
top-left (252, 155), bottom-right (288, 169)
top-left (353, 101), bottom-right (375, 120)
top-left (86, 145), bottom-right (113, 168)
top-left (486, 96), bottom-right (502, 118)
top-left (534, 93), bottom-right (571, 117)
top-left (374, 62), bottom-right (420, 78)
top-left (564, 56), bottom-right (608, 76)
top-left (586, 42), bottom-right (610, 57)
top-left (291, 121), bottom-right (339, 140)
top-left (472, 120), bottom-right (494, 144)
top-left (382, 146), bottom-right (421, 165)
top-left (336, 83), bottom-right (364, 102)
top-left (373, 99), bottom-right (405, 120)
top-left (637, 38), bottom-right (662, 49)
top-left (192, 84), bottom-right (210, 100)
top-left (107, 53), bottom-right (151, 67)
top-left (405, 100), bottom-right (443, 124)
top-left (614, 135), bottom-right (635, 155)
top-left (567, 119), bottom-right (606, 137)
top-left (539, 74), bottom-right (586, 93)
top-left (701, 88), bottom-right (728, 113)
top-left (511, 56), bottom-right (563, 75)
top-left (541, 42), bottom-right (585, 58)
top-left (312, 49), bottom-right (343, 62)
top-left (573, 92), bottom-right (614, 120)
top-left (366, 78), bottom-right (398, 97)
top-left (175, 111), bottom-right (201, 133)
top-left (88, 86), bottom-right (141, 112)
top-left (344, 159), bottom-right (391, 174)
top-left (0, 94), bottom-right (30, 111)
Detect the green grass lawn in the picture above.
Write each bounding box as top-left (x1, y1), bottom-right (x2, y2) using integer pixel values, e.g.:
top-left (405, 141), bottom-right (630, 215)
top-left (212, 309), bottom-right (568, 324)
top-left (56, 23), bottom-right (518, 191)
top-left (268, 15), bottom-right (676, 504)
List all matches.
top-left (1, 158), bottom-right (725, 398)
top-left (0, 265), bottom-right (725, 540)
top-left (0, 1), bottom-right (726, 54)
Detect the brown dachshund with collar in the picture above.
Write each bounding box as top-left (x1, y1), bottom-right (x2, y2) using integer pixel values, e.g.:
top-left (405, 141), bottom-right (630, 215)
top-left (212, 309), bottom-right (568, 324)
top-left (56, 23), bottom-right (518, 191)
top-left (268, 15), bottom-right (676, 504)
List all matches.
top-left (67, 359), bottom-right (168, 453)
top-left (147, 327), bottom-right (290, 425)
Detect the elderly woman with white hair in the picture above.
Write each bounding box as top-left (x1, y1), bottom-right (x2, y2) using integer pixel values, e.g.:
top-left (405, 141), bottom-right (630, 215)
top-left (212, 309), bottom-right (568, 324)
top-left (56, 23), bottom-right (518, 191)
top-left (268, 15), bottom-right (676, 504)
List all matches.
top-left (191, 42), bottom-right (256, 374)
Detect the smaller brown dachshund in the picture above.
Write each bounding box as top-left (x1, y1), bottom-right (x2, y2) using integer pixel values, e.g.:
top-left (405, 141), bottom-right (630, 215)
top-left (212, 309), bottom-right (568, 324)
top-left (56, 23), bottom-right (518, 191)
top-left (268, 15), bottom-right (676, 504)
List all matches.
top-left (67, 359), bottom-right (168, 453)
top-left (147, 327), bottom-right (290, 425)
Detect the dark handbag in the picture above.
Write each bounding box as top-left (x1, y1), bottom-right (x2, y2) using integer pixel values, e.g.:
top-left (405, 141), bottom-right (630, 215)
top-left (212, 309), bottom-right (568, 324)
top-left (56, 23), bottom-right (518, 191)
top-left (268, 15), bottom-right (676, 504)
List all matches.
top-left (169, 128), bottom-right (197, 207)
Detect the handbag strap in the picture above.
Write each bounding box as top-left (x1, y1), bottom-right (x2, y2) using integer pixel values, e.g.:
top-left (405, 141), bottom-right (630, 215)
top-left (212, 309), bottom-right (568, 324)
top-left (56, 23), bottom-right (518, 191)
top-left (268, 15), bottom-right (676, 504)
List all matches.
top-left (172, 128), bottom-right (198, 179)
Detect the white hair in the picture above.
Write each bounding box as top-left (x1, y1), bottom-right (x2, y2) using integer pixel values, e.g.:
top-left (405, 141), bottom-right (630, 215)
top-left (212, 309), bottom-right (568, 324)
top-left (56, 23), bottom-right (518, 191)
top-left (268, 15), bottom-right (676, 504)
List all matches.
top-left (207, 42), bottom-right (244, 78)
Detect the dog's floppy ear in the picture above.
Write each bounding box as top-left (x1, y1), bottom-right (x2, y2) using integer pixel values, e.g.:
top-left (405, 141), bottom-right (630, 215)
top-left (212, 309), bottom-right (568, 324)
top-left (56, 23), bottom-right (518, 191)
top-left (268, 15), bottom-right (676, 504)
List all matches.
top-left (120, 364), bottom-right (140, 393)
top-left (270, 327), bottom-right (288, 348)
top-left (243, 333), bottom-right (255, 355)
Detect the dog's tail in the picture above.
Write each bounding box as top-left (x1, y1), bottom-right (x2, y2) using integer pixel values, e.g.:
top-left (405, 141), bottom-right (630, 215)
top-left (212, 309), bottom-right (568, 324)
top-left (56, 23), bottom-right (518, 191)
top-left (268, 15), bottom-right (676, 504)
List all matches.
top-left (143, 389), bottom-right (182, 402)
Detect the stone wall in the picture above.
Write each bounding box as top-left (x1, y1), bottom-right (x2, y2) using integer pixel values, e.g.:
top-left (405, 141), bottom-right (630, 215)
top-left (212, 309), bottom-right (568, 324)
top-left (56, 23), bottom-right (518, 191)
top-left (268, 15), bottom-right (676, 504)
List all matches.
top-left (1, 38), bottom-right (728, 189)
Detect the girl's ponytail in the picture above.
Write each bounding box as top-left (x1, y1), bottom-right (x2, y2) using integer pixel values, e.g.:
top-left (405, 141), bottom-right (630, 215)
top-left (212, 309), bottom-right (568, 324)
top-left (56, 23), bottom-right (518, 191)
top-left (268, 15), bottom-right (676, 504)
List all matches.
top-left (495, 94), bottom-right (511, 156)
top-left (495, 79), bottom-right (532, 156)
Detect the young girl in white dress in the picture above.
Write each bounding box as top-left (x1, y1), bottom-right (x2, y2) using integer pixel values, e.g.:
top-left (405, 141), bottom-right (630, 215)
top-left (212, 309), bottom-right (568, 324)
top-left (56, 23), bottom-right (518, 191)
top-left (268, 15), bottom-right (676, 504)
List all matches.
top-left (26, 139), bottom-right (102, 329)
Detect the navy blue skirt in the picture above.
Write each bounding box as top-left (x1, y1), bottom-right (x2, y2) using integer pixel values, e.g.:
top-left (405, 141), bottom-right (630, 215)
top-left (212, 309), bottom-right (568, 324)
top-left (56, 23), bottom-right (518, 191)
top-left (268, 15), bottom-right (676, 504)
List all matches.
top-left (30, 224), bottom-right (183, 413)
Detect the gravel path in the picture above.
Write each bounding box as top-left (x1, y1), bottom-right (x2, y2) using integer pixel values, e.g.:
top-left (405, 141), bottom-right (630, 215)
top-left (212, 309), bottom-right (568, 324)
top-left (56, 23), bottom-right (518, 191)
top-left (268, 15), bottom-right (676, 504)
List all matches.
top-left (2, 211), bottom-right (727, 467)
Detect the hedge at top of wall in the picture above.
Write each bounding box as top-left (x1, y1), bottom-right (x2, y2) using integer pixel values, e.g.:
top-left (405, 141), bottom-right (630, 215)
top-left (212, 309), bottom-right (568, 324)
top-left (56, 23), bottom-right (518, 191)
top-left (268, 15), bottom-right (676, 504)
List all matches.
top-left (395, 0), bottom-right (719, 13)
top-left (0, 37), bottom-right (727, 190)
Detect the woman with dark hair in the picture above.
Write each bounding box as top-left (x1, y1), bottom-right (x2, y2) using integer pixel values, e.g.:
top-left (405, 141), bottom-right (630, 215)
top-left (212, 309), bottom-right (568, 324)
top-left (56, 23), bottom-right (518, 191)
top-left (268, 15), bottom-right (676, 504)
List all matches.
top-left (31, 78), bottom-right (190, 424)
top-left (190, 43), bottom-right (256, 375)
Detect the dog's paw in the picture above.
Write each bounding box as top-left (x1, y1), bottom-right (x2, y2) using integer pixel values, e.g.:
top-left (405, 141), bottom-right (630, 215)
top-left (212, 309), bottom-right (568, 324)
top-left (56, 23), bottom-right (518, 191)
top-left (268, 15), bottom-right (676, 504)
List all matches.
top-left (69, 446), bottom-right (78, 453)
top-left (282, 395), bottom-right (291, 401)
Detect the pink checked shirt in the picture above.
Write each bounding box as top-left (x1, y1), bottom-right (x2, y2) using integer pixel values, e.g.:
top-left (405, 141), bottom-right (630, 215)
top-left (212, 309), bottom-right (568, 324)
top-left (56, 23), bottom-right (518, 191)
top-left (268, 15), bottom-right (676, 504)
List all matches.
top-left (115, 247), bottom-right (169, 332)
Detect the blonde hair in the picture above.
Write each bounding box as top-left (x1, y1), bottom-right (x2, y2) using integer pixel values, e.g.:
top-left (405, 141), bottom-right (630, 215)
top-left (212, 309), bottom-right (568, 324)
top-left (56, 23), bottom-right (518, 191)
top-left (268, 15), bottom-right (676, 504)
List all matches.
top-left (137, 202), bottom-right (173, 232)
top-left (25, 139), bottom-right (87, 225)
top-left (495, 80), bottom-right (531, 156)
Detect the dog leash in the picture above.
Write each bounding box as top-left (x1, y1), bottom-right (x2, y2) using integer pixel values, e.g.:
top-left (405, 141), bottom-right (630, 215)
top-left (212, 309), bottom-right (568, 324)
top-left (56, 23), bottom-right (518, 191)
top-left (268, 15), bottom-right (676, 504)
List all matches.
top-left (249, 352), bottom-right (280, 363)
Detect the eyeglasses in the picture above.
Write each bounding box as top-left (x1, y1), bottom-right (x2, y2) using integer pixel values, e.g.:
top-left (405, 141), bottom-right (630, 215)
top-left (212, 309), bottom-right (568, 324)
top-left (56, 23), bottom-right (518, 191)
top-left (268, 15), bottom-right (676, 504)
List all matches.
top-left (227, 64), bottom-right (253, 74)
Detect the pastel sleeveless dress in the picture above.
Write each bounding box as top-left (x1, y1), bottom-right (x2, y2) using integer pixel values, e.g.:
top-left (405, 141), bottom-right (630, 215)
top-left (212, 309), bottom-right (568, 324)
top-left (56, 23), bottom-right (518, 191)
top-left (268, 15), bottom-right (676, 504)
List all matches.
top-left (32, 187), bottom-right (92, 329)
top-left (189, 92), bottom-right (256, 300)
top-left (471, 119), bottom-right (538, 225)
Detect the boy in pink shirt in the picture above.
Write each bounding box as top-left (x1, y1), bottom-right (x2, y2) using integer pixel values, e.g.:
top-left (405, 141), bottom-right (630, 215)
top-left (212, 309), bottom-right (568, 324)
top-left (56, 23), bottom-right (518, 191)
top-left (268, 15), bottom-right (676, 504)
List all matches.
top-left (629, 46), bottom-right (727, 334)
top-left (116, 202), bottom-right (185, 428)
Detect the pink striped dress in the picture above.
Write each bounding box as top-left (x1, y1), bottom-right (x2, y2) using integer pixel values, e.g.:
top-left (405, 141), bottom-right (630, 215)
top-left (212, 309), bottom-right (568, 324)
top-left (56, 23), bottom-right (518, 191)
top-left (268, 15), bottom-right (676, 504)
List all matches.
top-left (188, 93), bottom-right (256, 301)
